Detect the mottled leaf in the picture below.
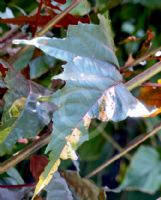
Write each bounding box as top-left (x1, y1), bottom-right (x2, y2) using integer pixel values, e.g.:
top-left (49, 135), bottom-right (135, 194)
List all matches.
top-left (14, 15), bottom-right (154, 196)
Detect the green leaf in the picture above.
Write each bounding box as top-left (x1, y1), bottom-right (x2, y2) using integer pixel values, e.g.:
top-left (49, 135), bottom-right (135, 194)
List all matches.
top-left (0, 70), bottom-right (54, 155)
top-left (0, 1), bottom-right (6, 12)
top-left (78, 134), bottom-right (106, 161)
top-left (124, 0), bottom-right (161, 9)
top-left (119, 145), bottom-right (161, 194)
top-left (29, 55), bottom-right (56, 79)
top-left (13, 47), bottom-right (34, 71)
top-left (14, 15), bottom-right (154, 196)
top-left (13, 15), bottom-right (119, 67)
top-left (7, 167), bottom-right (24, 185)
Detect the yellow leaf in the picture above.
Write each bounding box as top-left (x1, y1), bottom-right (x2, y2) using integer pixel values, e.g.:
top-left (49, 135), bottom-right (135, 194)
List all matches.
top-left (32, 159), bottom-right (60, 200)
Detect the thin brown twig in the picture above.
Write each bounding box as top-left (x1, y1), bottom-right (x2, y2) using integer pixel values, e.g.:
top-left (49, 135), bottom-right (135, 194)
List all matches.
top-left (86, 122), bottom-right (161, 178)
top-left (125, 61), bottom-right (161, 91)
top-left (0, 134), bottom-right (50, 174)
top-left (120, 46), bottom-right (161, 71)
top-left (101, 132), bottom-right (131, 160)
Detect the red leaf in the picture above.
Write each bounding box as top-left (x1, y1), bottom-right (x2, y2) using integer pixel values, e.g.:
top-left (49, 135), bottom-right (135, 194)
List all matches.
top-left (0, 14), bottom-right (90, 28)
top-left (30, 155), bottom-right (49, 182)
top-left (54, 0), bottom-right (66, 3)
top-left (0, 63), bottom-right (8, 77)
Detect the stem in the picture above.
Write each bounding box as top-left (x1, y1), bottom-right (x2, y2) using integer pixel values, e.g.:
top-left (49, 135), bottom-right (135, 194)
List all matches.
top-left (101, 132), bottom-right (131, 160)
top-left (121, 46), bottom-right (161, 71)
top-left (0, 134), bottom-right (50, 174)
top-left (9, 0), bottom-right (81, 63)
top-left (125, 61), bottom-right (161, 91)
top-left (86, 122), bottom-right (161, 178)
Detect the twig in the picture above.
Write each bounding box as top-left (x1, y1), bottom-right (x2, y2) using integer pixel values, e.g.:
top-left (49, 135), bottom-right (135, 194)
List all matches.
top-left (9, 0), bottom-right (81, 64)
top-left (92, 120), bottom-right (131, 160)
top-left (101, 132), bottom-right (131, 160)
top-left (0, 134), bottom-right (50, 174)
top-left (86, 122), bottom-right (161, 178)
top-left (121, 46), bottom-right (161, 71)
top-left (125, 61), bottom-right (161, 91)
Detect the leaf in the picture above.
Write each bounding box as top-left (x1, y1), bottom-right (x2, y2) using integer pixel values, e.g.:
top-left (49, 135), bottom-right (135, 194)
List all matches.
top-left (60, 0), bottom-right (91, 16)
top-left (0, 188), bottom-right (30, 200)
top-left (29, 55), bottom-right (56, 79)
top-left (124, 0), bottom-right (161, 9)
top-left (13, 15), bottom-right (118, 66)
top-left (139, 85), bottom-right (161, 107)
top-left (138, 85), bottom-right (161, 116)
top-left (14, 14), bottom-right (154, 196)
top-left (45, 171), bottom-right (106, 200)
top-left (45, 172), bottom-right (73, 200)
top-left (30, 155), bottom-right (49, 182)
top-left (0, 1), bottom-right (6, 12)
top-left (0, 70), bottom-right (55, 155)
top-left (0, 13), bottom-right (90, 28)
top-left (6, 167), bottom-right (24, 185)
top-left (54, 0), bottom-right (66, 4)
top-left (33, 159), bottom-right (61, 199)
top-left (61, 170), bottom-right (106, 200)
top-left (118, 145), bottom-right (161, 194)
top-left (13, 47), bottom-right (35, 71)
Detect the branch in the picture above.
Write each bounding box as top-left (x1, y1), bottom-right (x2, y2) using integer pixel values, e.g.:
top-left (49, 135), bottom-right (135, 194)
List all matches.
top-left (85, 122), bottom-right (161, 178)
top-left (125, 61), bottom-right (161, 91)
top-left (0, 134), bottom-right (50, 174)
top-left (120, 46), bottom-right (161, 71)
top-left (9, 0), bottom-right (82, 63)
top-left (101, 132), bottom-right (131, 160)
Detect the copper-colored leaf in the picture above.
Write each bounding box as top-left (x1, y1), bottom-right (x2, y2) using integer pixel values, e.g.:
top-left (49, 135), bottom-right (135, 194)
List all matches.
top-left (30, 155), bottom-right (49, 182)
top-left (54, 0), bottom-right (66, 3)
top-left (139, 29), bottom-right (155, 54)
top-left (139, 86), bottom-right (161, 107)
top-left (138, 85), bottom-right (161, 116)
